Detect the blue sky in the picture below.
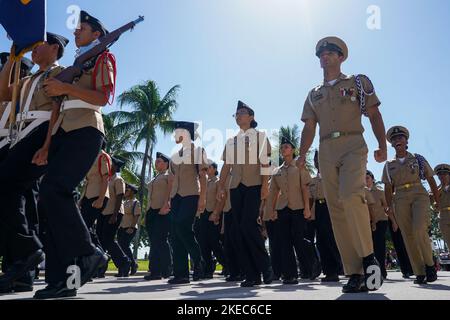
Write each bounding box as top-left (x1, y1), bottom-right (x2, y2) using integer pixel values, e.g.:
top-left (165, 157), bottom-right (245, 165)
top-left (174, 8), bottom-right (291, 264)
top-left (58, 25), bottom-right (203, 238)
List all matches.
top-left (1, 0), bottom-right (449, 182)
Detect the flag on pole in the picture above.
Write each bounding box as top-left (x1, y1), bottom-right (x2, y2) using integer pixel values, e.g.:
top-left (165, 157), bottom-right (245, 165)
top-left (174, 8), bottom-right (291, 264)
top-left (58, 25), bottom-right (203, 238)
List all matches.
top-left (0, 0), bottom-right (46, 58)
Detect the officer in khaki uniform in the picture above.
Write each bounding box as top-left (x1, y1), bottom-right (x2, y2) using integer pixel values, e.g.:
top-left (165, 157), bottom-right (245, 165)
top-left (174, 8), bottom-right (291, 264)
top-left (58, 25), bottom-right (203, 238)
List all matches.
top-left (366, 170), bottom-right (389, 279)
top-left (218, 100), bottom-right (273, 287)
top-left (198, 162), bottom-right (227, 278)
top-left (299, 37), bottom-right (388, 293)
top-left (267, 137), bottom-right (321, 284)
top-left (117, 184), bottom-right (141, 277)
top-left (31, 11), bottom-right (113, 299)
top-left (221, 174), bottom-right (243, 282)
top-left (0, 34), bottom-right (68, 293)
top-left (163, 121), bottom-right (208, 284)
top-left (382, 126), bottom-right (440, 284)
top-left (434, 164), bottom-right (450, 250)
top-left (97, 156), bottom-right (130, 278)
top-left (79, 150), bottom-right (111, 249)
top-left (309, 150), bottom-right (343, 282)
top-left (144, 152), bottom-right (173, 281)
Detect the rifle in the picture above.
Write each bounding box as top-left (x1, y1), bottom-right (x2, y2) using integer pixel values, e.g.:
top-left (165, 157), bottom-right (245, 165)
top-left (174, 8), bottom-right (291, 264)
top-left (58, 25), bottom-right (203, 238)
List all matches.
top-left (52, 15), bottom-right (144, 104)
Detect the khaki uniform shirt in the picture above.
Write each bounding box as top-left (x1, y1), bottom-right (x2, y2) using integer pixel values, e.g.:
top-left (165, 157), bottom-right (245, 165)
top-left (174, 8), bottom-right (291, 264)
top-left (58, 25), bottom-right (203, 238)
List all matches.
top-left (368, 186), bottom-right (388, 223)
top-left (102, 174), bottom-right (125, 215)
top-left (53, 56), bottom-right (113, 134)
top-left (18, 64), bottom-right (64, 114)
top-left (169, 143), bottom-right (208, 198)
top-left (206, 176), bottom-right (219, 212)
top-left (439, 186), bottom-right (450, 222)
top-left (268, 160), bottom-right (312, 211)
top-left (121, 199), bottom-right (141, 229)
top-left (301, 73), bottom-right (380, 140)
top-left (223, 174), bottom-right (232, 213)
top-left (82, 151), bottom-right (111, 200)
top-left (222, 128), bottom-right (271, 189)
top-left (309, 175), bottom-right (326, 201)
top-left (382, 152), bottom-right (434, 197)
top-left (147, 170), bottom-right (169, 210)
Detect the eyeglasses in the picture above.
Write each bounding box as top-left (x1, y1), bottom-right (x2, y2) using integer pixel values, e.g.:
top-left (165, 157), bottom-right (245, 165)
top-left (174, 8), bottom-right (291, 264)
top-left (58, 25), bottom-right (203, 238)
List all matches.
top-left (232, 111), bottom-right (249, 118)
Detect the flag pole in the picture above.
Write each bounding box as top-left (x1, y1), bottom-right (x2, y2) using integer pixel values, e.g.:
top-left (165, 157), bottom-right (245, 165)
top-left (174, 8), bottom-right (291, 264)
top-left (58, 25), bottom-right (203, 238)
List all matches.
top-left (9, 57), bottom-right (21, 125)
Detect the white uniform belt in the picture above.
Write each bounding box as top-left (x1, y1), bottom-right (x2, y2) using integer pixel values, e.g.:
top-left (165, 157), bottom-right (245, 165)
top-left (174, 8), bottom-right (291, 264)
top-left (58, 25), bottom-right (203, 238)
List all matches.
top-left (16, 111), bottom-right (52, 122)
top-left (61, 100), bottom-right (102, 112)
top-left (0, 129), bottom-right (8, 138)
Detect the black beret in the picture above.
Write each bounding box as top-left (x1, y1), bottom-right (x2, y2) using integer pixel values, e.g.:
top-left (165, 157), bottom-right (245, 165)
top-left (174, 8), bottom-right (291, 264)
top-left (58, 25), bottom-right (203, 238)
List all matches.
top-left (46, 32), bottom-right (69, 59)
top-left (156, 152), bottom-right (170, 163)
top-left (167, 121), bottom-right (199, 141)
top-left (280, 136), bottom-right (296, 149)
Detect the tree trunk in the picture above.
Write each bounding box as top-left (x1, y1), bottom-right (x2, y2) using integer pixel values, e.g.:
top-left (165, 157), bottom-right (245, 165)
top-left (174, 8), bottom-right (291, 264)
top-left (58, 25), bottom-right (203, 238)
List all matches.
top-left (132, 138), bottom-right (152, 259)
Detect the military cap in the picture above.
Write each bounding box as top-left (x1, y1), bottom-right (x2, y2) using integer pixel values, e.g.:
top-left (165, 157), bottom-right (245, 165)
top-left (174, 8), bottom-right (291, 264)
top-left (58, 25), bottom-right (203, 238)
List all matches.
top-left (167, 121), bottom-right (199, 141)
top-left (156, 152), bottom-right (170, 163)
top-left (386, 126), bottom-right (410, 143)
top-left (366, 170), bottom-right (375, 180)
top-left (111, 156), bottom-right (126, 170)
top-left (79, 10), bottom-right (109, 36)
top-left (126, 183), bottom-right (138, 194)
top-left (236, 100), bottom-right (258, 128)
top-left (0, 53), bottom-right (34, 74)
top-left (316, 36), bottom-right (348, 62)
top-left (434, 164), bottom-right (450, 175)
top-left (46, 32), bottom-right (69, 60)
top-left (280, 136), bottom-right (296, 149)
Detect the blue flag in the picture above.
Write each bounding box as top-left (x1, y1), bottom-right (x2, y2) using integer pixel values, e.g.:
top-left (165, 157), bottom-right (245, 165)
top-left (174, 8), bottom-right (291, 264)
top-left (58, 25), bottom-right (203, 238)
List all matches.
top-left (0, 0), bottom-right (46, 57)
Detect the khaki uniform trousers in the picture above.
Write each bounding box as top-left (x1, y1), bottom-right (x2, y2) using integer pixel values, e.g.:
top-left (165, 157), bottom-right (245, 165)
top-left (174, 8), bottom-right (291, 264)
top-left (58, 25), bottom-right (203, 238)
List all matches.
top-left (393, 191), bottom-right (433, 276)
top-left (319, 135), bottom-right (373, 275)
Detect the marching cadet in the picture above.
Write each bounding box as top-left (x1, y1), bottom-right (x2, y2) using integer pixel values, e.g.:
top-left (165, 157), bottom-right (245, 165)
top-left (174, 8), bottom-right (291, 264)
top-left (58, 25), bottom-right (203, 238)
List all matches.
top-left (309, 150), bottom-right (343, 282)
top-left (382, 126), bottom-right (440, 284)
top-left (298, 37), bottom-right (388, 293)
top-left (266, 137), bottom-right (320, 284)
top-left (79, 149), bottom-right (111, 250)
top-left (221, 174), bottom-right (244, 282)
top-left (218, 101), bottom-right (273, 287)
top-left (96, 156), bottom-right (131, 278)
top-left (117, 184), bottom-right (141, 277)
top-left (199, 161), bottom-right (227, 278)
top-left (162, 121), bottom-right (208, 284)
top-left (30, 11), bottom-right (114, 299)
top-left (0, 34), bottom-right (68, 294)
top-left (434, 164), bottom-right (450, 251)
top-left (144, 152), bottom-right (173, 281)
top-left (366, 170), bottom-right (389, 279)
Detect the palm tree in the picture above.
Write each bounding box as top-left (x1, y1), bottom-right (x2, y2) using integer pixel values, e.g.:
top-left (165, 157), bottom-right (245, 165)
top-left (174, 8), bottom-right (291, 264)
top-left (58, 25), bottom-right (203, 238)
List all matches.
top-left (103, 112), bottom-right (145, 167)
top-left (271, 124), bottom-right (315, 174)
top-left (115, 80), bottom-right (180, 257)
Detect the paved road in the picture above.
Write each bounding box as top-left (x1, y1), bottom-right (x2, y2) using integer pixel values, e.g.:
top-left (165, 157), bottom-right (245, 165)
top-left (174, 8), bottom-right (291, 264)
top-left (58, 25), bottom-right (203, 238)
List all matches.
top-left (1, 271), bottom-right (450, 300)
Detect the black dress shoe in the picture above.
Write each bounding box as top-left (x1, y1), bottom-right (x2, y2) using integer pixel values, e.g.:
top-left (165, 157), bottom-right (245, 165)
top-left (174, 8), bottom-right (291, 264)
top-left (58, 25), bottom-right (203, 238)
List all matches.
top-left (321, 275), bottom-right (340, 283)
top-left (426, 265), bottom-right (437, 283)
top-left (240, 280), bottom-right (259, 287)
top-left (77, 248), bottom-right (109, 287)
top-left (225, 275), bottom-right (244, 282)
top-left (342, 274), bottom-right (366, 293)
top-left (363, 254), bottom-right (383, 291)
top-left (34, 283), bottom-right (77, 299)
top-left (167, 277), bottom-right (190, 285)
top-left (204, 273), bottom-right (214, 279)
top-left (263, 268), bottom-right (274, 284)
top-left (283, 278), bottom-right (299, 285)
top-left (144, 274), bottom-right (162, 281)
top-left (402, 273), bottom-right (412, 279)
top-left (414, 275), bottom-right (427, 284)
top-left (117, 260), bottom-right (131, 278)
top-left (0, 250), bottom-right (44, 289)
